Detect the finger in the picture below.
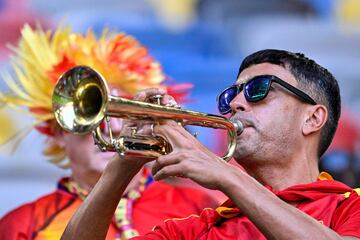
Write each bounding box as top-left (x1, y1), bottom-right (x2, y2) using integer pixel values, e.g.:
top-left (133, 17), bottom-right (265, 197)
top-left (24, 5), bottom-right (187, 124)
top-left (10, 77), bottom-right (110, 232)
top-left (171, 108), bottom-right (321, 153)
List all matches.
top-left (154, 121), bottom-right (216, 159)
top-left (152, 163), bottom-right (186, 181)
top-left (120, 119), bottom-right (138, 135)
top-left (133, 88), bottom-right (166, 101)
top-left (151, 154), bottom-right (181, 176)
top-left (153, 120), bottom-right (194, 146)
top-left (135, 120), bottom-right (156, 135)
top-left (102, 117), bottom-right (122, 135)
top-left (161, 95), bottom-right (178, 107)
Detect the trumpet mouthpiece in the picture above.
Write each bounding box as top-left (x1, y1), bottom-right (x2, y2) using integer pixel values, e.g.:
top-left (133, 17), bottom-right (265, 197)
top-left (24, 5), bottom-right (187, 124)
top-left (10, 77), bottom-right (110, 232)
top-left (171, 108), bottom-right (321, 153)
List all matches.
top-left (232, 120), bottom-right (244, 135)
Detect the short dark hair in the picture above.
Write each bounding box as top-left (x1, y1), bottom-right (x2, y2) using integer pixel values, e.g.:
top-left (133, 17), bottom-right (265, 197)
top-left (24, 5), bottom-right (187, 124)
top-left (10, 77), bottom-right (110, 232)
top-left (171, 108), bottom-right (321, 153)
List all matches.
top-left (237, 49), bottom-right (341, 157)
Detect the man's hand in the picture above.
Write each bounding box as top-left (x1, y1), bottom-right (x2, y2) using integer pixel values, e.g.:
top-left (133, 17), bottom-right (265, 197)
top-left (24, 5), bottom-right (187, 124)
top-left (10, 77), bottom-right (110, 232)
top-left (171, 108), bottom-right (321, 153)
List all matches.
top-left (150, 119), bottom-right (234, 190)
top-left (120, 87), bottom-right (178, 135)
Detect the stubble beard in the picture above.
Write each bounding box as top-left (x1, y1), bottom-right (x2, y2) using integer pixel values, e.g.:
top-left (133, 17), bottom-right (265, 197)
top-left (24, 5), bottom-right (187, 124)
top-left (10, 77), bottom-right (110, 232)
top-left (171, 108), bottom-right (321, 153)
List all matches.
top-left (232, 127), bottom-right (276, 171)
top-left (233, 137), bottom-right (263, 166)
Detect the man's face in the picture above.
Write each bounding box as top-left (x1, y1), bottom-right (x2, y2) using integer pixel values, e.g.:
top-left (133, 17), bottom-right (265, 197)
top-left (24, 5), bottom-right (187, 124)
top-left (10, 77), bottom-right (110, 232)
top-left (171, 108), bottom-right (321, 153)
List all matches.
top-left (229, 63), bottom-right (308, 167)
top-left (61, 116), bottom-right (123, 187)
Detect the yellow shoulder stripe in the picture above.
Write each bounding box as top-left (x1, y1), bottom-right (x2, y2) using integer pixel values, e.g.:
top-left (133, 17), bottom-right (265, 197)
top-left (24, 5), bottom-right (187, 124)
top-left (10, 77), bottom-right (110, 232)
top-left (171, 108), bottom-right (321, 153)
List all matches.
top-left (343, 188), bottom-right (360, 198)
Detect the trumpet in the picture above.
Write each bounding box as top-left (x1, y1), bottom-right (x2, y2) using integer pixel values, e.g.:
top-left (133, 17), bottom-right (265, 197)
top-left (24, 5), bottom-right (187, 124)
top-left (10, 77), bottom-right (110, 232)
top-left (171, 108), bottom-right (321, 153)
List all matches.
top-left (52, 66), bottom-right (243, 161)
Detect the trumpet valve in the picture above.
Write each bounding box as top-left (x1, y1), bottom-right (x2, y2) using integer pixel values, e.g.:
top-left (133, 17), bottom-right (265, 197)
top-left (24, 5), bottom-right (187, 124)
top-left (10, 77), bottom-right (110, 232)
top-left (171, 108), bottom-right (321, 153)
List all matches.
top-left (149, 94), bottom-right (163, 105)
top-left (130, 127), bottom-right (138, 137)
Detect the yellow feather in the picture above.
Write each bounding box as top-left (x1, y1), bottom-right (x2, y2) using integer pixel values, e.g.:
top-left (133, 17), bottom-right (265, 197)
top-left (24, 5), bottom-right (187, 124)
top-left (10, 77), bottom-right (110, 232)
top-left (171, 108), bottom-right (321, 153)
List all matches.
top-left (1, 70), bottom-right (32, 101)
top-left (0, 108), bottom-right (16, 145)
top-left (12, 64), bottom-right (51, 104)
top-left (0, 23), bottom-right (172, 163)
top-left (20, 25), bottom-right (52, 70)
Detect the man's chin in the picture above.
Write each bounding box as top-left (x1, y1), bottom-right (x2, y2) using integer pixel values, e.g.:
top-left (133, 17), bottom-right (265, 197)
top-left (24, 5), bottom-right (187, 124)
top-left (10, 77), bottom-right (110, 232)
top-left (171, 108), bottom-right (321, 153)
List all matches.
top-left (87, 158), bottom-right (112, 176)
top-left (233, 144), bottom-right (254, 162)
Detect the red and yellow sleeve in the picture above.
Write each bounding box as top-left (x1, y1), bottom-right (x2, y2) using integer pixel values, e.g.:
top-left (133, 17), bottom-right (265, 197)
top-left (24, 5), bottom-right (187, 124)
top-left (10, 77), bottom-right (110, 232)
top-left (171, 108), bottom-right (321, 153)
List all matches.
top-left (331, 191), bottom-right (360, 238)
top-left (0, 203), bottom-right (34, 240)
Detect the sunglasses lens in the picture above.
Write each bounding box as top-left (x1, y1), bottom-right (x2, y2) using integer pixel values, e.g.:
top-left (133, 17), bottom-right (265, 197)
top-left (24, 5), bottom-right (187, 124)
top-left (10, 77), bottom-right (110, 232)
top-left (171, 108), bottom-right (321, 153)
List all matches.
top-left (218, 76), bottom-right (272, 114)
top-left (218, 86), bottom-right (238, 114)
top-left (245, 77), bottom-right (271, 102)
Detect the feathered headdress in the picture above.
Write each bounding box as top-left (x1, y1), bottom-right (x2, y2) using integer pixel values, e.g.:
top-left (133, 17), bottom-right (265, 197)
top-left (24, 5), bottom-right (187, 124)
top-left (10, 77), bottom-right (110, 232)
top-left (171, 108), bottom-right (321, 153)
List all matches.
top-left (0, 24), bottom-right (191, 167)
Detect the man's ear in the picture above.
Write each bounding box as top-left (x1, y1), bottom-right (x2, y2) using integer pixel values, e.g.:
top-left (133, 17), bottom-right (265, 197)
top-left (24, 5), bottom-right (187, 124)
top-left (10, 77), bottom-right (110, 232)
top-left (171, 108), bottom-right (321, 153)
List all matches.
top-left (302, 105), bottom-right (328, 136)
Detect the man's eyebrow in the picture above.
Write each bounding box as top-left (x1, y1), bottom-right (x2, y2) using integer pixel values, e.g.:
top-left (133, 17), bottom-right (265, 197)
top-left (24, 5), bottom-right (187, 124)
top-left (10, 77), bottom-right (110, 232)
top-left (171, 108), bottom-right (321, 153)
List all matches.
top-left (236, 73), bottom-right (258, 84)
top-left (235, 77), bottom-right (249, 85)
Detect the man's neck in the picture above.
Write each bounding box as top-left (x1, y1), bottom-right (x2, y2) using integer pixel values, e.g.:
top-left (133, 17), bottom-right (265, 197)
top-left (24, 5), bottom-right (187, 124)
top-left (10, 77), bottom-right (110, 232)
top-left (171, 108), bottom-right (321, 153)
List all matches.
top-left (71, 173), bottom-right (100, 192)
top-left (243, 158), bottom-right (320, 191)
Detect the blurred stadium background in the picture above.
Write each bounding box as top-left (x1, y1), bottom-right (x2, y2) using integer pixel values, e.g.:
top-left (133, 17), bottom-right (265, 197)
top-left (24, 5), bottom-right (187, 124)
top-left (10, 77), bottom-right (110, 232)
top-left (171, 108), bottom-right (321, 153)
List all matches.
top-left (1, 0), bottom-right (360, 217)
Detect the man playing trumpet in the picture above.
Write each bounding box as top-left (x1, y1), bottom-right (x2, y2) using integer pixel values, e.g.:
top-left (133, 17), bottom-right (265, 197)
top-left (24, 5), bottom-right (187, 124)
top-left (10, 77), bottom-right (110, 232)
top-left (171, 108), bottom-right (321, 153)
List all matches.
top-left (62, 49), bottom-right (360, 239)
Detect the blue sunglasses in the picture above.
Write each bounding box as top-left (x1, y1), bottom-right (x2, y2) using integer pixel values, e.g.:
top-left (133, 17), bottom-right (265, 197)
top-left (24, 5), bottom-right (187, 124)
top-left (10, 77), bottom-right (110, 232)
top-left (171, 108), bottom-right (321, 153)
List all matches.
top-left (217, 75), bottom-right (317, 115)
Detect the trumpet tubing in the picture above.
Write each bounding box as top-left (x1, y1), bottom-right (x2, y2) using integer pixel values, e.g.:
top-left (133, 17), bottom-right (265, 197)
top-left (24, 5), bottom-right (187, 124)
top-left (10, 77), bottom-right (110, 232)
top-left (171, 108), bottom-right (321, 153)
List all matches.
top-left (52, 66), bottom-right (243, 161)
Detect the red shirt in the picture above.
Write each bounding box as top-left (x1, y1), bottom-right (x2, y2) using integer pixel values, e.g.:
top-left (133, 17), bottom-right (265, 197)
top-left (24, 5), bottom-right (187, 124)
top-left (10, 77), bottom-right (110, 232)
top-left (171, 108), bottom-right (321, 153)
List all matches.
top-left (132, 175), bottom-right (360, 239)
top-left (0, 179), bottom-right (218, 240)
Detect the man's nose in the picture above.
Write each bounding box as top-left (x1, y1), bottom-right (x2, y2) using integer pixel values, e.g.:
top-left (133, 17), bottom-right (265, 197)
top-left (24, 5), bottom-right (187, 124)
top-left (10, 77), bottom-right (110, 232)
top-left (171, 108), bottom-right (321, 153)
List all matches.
top-left (229, 92), bottom-right (250, 113)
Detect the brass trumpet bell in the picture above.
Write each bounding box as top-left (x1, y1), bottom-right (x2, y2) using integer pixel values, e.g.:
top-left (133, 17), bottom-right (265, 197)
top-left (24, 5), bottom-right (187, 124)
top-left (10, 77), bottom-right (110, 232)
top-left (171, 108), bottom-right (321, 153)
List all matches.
top-left (52, 66), bottom-right (108, 134)
top-left (52, 66), bottom-right (243, 161)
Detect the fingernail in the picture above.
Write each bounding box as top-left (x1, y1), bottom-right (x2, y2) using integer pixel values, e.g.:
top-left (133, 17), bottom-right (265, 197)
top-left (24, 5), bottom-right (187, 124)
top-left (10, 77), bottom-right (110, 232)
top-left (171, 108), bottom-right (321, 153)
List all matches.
top-left (136, 92), bottom-right (145, 100)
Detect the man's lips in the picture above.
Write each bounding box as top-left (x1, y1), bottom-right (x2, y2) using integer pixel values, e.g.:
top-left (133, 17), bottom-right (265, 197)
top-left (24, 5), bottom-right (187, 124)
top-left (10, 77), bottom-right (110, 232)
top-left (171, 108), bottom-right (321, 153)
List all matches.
top-left (229, 115), bottom-right (255, 136)
top-left (230, 116), bottom-right (253, 127)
